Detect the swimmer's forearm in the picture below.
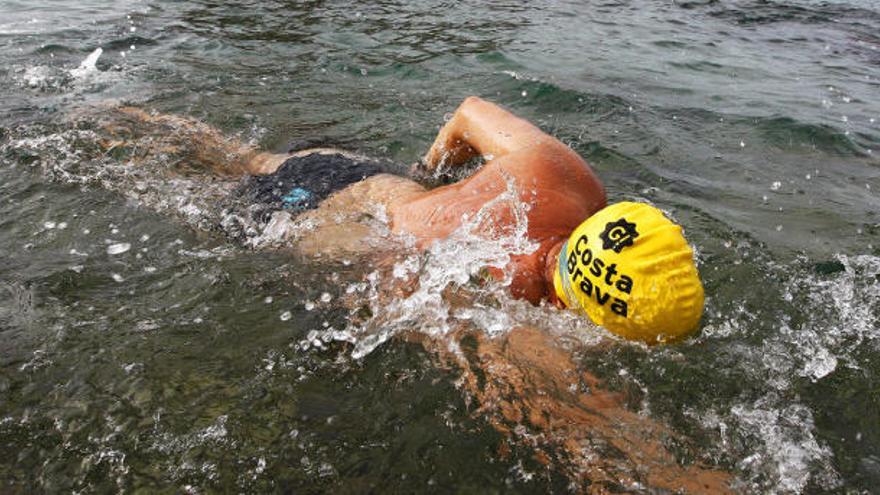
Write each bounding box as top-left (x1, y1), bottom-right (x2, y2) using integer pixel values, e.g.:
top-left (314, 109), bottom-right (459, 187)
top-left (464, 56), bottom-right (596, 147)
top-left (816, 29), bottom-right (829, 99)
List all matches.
top-left (424, 96), bottom-right (556, 168)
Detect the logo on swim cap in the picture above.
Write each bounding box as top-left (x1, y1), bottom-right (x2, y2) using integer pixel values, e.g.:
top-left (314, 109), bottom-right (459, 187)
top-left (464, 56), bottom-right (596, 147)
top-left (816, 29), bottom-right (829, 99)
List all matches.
top-left (552, 202), bottom-right (704, 344)
top-left (600, 218), bottom-right (639, 253)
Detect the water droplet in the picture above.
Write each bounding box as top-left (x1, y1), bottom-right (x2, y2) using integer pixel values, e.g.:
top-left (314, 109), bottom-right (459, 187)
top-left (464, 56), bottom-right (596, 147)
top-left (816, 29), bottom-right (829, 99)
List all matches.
top-left (107, 243), bottom-right (131, 255)
top-left (280, 311), bottom-right (292, 321)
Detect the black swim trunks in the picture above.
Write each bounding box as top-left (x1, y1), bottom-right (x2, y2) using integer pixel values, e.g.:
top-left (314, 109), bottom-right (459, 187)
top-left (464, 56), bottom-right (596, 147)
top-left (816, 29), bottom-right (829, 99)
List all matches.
top-left (240, 152), bottom-right (386, 220)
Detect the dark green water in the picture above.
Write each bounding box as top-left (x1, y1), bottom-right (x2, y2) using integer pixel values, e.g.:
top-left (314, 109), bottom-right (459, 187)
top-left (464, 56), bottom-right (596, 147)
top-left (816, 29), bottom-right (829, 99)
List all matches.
top-left (1, 0), bottom-right (879, 493)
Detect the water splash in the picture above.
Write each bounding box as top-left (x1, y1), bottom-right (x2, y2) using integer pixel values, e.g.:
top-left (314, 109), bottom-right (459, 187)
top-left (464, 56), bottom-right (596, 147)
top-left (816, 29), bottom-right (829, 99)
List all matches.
top-left (317, 174), bottom-right (543, 359)
top-left (692, 252), bottom-right (879, 492)
top-left (775, 254), bottom-right (880, 382)
top-left (70, 48), bottom-right (103, 79)
top-left (731, 398), bottom-right (838, 493)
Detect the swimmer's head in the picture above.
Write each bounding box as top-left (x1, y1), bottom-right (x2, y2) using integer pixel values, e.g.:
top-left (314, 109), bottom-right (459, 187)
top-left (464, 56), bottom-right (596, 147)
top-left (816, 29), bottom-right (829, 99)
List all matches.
top-left (553, 202), bottom-right (704, 344)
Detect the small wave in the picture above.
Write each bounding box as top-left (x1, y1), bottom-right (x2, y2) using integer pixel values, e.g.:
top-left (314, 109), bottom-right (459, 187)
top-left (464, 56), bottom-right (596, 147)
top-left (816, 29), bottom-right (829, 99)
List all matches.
top-left (756, 116), bottom-right (869, 157)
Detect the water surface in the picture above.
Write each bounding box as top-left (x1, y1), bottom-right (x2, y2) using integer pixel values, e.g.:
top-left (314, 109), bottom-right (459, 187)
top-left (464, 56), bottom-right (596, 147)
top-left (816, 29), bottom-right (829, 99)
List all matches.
top-left (1, 0), bottom-right (879, 493)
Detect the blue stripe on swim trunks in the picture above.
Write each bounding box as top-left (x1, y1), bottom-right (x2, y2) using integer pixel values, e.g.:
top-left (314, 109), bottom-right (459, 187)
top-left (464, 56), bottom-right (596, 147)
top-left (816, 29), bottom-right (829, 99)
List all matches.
top-left (281, 187), bottom-right (312, 210)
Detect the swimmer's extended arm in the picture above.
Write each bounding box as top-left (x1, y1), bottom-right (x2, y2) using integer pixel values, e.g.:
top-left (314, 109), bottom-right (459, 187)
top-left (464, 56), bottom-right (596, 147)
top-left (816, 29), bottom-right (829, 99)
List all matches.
top-left (423, 96), bottom-right (558, 170)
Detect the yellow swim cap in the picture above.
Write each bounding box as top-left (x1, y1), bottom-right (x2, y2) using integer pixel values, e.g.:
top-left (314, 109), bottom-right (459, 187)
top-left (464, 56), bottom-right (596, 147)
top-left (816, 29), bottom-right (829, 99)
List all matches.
top-left (553, 202), bottom-right (704, 344)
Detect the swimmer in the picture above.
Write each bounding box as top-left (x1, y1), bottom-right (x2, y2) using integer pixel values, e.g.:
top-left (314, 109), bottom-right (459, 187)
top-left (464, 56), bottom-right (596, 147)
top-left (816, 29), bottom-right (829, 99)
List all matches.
top-left (97, 99), bottom-right (703, 342)
top-left (91, 99), bottom-right (725, 492)
top-left (235, 96), bottom-right (703, 344)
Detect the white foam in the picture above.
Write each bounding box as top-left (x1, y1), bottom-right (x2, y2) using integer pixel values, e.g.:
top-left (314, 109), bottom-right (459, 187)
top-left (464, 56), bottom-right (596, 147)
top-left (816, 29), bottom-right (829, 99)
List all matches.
top-left (732, 398), bottom-right (838, 493)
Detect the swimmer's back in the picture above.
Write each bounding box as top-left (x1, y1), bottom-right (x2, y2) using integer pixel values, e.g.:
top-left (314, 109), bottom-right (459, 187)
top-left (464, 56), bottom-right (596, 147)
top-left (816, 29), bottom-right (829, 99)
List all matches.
top-left (390, 141), bottom-right (606, 246)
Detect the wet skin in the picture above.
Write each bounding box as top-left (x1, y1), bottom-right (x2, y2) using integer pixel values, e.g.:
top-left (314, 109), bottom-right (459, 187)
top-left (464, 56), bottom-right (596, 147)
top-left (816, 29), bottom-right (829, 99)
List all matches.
top-left (250, 97), bottom-right (607, 304)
